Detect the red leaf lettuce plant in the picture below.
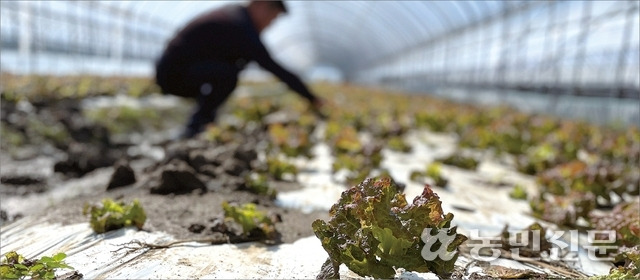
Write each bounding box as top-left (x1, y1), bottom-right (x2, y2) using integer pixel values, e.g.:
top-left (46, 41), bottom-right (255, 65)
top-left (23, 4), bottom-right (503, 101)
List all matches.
top-left (312, 177), bottom-right (467, 278)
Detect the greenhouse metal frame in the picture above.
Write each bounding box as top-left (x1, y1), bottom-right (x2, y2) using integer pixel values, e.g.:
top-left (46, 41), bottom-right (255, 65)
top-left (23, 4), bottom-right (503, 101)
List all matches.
top-left (1, 0), bottom-right (638, 99)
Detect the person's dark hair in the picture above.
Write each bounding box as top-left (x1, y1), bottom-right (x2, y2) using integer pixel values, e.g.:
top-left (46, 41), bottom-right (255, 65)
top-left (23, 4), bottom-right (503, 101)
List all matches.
top-left (271, 1), bottom-right (287, 13)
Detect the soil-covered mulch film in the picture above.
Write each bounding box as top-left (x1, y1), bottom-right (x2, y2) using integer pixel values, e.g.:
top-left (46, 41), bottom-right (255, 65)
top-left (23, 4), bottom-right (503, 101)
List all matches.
top-left (1, 74), bottom-right (639, 279)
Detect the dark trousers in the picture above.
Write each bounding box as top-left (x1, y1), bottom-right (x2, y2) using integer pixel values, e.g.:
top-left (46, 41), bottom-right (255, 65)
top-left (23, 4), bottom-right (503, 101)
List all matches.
top-left (157, 60), bottom-right (239, 138)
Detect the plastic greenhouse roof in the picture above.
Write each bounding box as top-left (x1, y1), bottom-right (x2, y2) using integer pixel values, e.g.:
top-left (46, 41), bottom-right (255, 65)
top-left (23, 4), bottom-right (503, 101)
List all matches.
top-left (93, 1), bottom-right (525, 72)
top-left (3, 0), bottom-right (636, 88)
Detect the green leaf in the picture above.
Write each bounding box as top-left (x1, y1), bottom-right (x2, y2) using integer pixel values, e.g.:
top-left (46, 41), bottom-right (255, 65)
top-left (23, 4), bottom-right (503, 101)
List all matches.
top-left (52, 252), bottom-right (66, 262)
top-left (13, 264), bottom-right (29, 271)
top-left (371, 226), bottom-right (413, 256)
top-left (0, 264), bottom-right (21, 280)
top-left (1, 251), bottom-right (20, 264)
top-left (29, 263), bottom-right (44, 272)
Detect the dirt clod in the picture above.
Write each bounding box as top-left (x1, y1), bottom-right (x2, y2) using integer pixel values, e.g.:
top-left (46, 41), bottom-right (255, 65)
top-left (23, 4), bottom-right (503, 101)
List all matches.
top-left (150, 159), bottom-right (207, 195)
top-left (107, 161), bottom-right (136, 190)
top-left (188, 223), bottom-right (206, 234)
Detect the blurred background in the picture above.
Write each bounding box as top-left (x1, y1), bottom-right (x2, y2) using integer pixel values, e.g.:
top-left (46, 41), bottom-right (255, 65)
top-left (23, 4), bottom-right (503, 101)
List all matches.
top-left (1, 0), bottom-right (639, 124)
top-left (2, 3), bottom-right (640, 277)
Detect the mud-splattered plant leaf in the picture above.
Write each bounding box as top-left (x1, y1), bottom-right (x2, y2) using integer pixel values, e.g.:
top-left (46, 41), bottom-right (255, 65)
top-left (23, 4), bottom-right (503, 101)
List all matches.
top-left (312, 177), bottom-right (467, 278)
top-left (83, 198), bottom-right (146, 233)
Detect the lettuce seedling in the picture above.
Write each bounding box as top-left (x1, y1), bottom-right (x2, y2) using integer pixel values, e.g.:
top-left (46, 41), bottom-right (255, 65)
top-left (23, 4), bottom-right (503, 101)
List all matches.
top-left (83, 198), bottom-right (146, 233)
top-left (426, 162), bottom-right (448, 188)
top-left (267, 123), bottom-right (314, 158)
top-left (437, 154), bottom-right (479, 170)
top-left (244, 173), bottom-right (277, 199)
top-left (387, 136), bottom-right (412, 153)
top-left (509, 184), bottom-right (528, 200)
top-left (331, 154), bottom-right (363, 173)
top-left (332, 126), bottom-right (362, 154)
top-left (222, 201), bottom-right (279, 241)
top-left (0, 251), bottom-right (75, 280)
top-left (266, 157), bottom-right (298, 181)
top-left (409, 163), bottom-right (448, 188)
top-left (414, 111), bottom-right (451, 132)
top-left (312, 177), bottom-right (467, 278)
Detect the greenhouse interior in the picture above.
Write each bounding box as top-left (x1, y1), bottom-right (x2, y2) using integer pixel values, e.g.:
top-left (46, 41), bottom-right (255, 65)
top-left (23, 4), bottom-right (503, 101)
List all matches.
top-left (1, 1), bottom-right (639, 279)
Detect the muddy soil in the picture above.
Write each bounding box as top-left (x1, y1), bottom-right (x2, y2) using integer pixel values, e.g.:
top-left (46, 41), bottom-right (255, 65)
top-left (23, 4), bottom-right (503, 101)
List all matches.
top-left (0, 96), bottom-right (328, 244)
top-left (37, 180), bottom-right (329, 243)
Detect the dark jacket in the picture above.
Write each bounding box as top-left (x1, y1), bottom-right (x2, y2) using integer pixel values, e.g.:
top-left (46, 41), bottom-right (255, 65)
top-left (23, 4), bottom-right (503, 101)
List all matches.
top-left (156, 4), bottom-right (317, 102)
